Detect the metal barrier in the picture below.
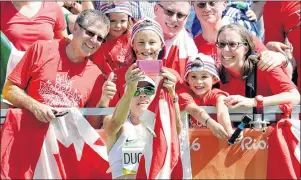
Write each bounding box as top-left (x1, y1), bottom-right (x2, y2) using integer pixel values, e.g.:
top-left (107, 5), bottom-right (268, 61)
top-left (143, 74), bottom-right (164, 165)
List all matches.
top-left (1, 105), bottom-right (300, 125)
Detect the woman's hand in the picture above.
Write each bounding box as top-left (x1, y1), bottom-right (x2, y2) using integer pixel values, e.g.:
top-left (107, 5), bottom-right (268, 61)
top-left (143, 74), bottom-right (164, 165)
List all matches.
top-left (224, 95), bottom-right (256, 109)
top-left (159, 68), bottom-right (177, 96)
top-left (207, 119), bottom-right (229, 140)
top-left (125, 63), bottom-right (145, 92)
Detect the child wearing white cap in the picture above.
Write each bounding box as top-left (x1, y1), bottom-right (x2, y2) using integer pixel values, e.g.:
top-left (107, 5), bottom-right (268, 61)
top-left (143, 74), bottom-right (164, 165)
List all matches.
top-left (178, 53), bottom-right (243, 142)
top-left (92, 1), bottom-right (135, 77)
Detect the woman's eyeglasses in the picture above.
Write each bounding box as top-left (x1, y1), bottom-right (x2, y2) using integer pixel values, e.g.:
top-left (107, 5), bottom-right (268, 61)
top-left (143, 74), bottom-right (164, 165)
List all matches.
top-left (195, 1), bottom-right (217, 9)
top-left (134, 86), bottom-right (155, 96)
top-left (78, 24), bottom-right (106, 43)
top-left (157, 3), bottom-right (188, 21)
top-left (215, 41), bottom-right (247, 50)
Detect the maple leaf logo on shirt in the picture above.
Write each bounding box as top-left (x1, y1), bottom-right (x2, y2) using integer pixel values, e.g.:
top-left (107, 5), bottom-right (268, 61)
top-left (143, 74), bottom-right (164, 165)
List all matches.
top-left (38, 74), bottom-right (82, 107)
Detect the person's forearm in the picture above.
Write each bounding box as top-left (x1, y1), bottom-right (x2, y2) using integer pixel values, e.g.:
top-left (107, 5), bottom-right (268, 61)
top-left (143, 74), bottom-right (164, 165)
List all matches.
top-left (3, 81), bottom-right (40, 112)
top-left (109, 88), bottom-right (135, 134)
top-left (185, 103), bottom-right (212, 126)
top-left (261, 89), bottom-right (300, 106)
top-left (216, 101), bottom-right (232, 133)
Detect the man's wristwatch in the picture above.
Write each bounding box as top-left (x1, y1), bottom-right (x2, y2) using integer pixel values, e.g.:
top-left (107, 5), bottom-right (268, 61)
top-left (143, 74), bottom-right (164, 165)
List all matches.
top-left (255, 95), bottom-right (264, 113)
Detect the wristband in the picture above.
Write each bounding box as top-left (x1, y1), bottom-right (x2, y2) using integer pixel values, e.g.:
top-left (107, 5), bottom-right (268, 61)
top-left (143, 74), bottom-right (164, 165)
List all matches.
top-left (205, 117), bottom-right (211, 127)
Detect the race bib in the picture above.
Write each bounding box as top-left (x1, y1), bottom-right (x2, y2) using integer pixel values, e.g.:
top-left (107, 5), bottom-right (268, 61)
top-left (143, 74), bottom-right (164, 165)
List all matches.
top-left (122, 144), bottom-right (144, 175)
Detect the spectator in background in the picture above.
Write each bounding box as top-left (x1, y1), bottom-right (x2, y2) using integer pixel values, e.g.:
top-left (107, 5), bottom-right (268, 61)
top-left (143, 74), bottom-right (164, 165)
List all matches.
top-left (92, 2), bottom-right (135, 78)
top-left (216, 24), bottom-right (300, 109)
top-left (154, 1), bottom-right (198, 79)
top-left (0, 1), bottom-right (68, 108)
top-left (1, 1), bottom-right (67, 51)
top-left (129, 1), bottom-right (156, 20)
top-left (192, 0), bottom-right (291, 77)
top-left (263, 1), bottom-right (301, 92)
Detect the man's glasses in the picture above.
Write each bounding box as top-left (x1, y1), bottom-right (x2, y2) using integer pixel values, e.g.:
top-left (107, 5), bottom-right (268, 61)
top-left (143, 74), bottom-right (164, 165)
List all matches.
top-left (195, 1), bottom-right (217, 9)
top-left (215, 41), bottom-right (247, 50)
top-left (157, 3), bottom-right (188, 21)
top-left (78, 24), bottom-right (106, 43)
top-left (134, 86), bottom-right (155, 97)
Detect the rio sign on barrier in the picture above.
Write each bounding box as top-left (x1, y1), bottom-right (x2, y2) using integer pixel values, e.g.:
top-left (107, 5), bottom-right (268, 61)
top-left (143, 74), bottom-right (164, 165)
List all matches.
top-left (97, 127), bottom-right (271, 179)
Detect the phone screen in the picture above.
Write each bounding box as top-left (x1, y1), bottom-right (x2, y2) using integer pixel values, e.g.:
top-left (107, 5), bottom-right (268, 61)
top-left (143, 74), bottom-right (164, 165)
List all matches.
top-left (136, 60), bottom-right (163, 74)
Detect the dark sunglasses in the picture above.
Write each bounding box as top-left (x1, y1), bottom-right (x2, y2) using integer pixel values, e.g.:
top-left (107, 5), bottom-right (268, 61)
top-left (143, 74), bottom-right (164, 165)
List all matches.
top-left (78, 24), bottom-right (106, 43)
top-left (215, 41), bottom-right (247, 50)
top-left (195, 1), bottom-right (217, 9)
top-left (157, 3), bottom-right (188, 21)
top-left (134, 86), bottom-right (155, 97)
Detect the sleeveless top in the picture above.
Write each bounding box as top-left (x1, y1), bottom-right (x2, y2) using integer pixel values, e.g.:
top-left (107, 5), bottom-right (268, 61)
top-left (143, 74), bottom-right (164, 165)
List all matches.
top-left (108, 119), bottom-right (147, 179)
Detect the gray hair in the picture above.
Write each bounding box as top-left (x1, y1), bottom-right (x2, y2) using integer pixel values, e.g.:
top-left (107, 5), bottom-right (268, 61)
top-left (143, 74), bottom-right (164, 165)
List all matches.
top-left (75, 9), bottom-right (110, 36)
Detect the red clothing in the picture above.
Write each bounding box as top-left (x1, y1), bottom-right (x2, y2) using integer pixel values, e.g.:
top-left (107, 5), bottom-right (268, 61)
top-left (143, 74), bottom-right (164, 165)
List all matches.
top-left (92, 34), bottom-right (134, 77)
top-left (194, 32), bottom-right (267, 64)
top-left (263, 1), bottom-right (300, 91)
top-left (8, 39), bottom-right (104, 108)
top-left (1, 1), bottom-right (66, 51)
top-left (178, 86), bottom-right (229, 128)
top-left (220, 66), bottom-right (297, 96)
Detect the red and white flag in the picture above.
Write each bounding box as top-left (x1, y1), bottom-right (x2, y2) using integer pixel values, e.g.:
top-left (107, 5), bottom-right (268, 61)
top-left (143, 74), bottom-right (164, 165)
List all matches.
top-left (267, 117), bottom-right (300, 179)
top-left (163, 29), bottom-right (198, 79)
top-left (136, 83), bottom-right (183, 179)
top-left (1, 108), bottom-right (111, 179)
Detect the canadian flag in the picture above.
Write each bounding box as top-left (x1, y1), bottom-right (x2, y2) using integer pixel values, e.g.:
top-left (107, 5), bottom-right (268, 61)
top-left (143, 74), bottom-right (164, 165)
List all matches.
top-left (136, 82), bottom-right (183, 179)
top-left (266, 104), bottom-right (300, 179)
top-left (267, 118), bottom-right (300, 179)
top-left (163, 29), bottom-right (198, 79)
top-left (1, 108), bottom-right (111, 179)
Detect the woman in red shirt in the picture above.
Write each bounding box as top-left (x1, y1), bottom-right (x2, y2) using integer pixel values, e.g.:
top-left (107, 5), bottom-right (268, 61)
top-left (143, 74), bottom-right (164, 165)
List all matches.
top-left (216, 24), bottom-right (300, 109)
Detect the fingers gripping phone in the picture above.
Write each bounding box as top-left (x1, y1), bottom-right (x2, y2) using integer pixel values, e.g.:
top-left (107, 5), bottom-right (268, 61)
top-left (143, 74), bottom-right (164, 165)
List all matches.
top-left (136, 60), bottom-right (163, 74)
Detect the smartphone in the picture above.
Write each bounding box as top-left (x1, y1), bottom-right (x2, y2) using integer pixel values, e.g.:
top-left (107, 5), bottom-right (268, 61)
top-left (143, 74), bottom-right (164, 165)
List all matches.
top-left (136, 60), bottom-right (163, 74)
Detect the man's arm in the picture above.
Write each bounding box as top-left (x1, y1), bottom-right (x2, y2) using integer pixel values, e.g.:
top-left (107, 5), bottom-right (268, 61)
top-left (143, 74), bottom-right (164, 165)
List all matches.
top-left (3, 80), bottom-right (56, 122)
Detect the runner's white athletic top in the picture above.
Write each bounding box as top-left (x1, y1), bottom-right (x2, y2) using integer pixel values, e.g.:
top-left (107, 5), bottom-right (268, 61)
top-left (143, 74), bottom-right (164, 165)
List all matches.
top-left (108, 119), bottom-right (147, 179)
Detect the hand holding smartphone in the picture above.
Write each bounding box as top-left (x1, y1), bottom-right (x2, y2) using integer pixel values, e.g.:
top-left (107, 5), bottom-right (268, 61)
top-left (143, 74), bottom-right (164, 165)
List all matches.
top-left (136, 60), bottom-right (163, 74)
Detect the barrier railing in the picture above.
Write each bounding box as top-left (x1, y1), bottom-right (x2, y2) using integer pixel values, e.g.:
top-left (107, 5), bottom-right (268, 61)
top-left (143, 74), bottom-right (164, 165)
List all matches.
top-left (0, 105), bottom-right (300, 179)
top-left (1, 105), bottom-right (300, 124)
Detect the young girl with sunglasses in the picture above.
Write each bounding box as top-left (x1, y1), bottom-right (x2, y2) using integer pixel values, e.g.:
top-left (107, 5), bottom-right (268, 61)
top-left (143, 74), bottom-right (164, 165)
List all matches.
top-left (92, 1), bottom-right (135, 78)
top-left (177, 53), bottom-right (242, 141)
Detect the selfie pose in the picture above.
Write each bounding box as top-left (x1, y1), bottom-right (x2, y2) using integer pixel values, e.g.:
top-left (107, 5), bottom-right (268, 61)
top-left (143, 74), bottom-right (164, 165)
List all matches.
top-left (90, 18), bottom-right (183, 179)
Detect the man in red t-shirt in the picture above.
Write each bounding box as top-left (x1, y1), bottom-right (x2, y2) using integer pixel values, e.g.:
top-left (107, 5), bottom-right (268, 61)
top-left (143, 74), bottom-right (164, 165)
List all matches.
top-left (2, 10), bottom-right (110, 123)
